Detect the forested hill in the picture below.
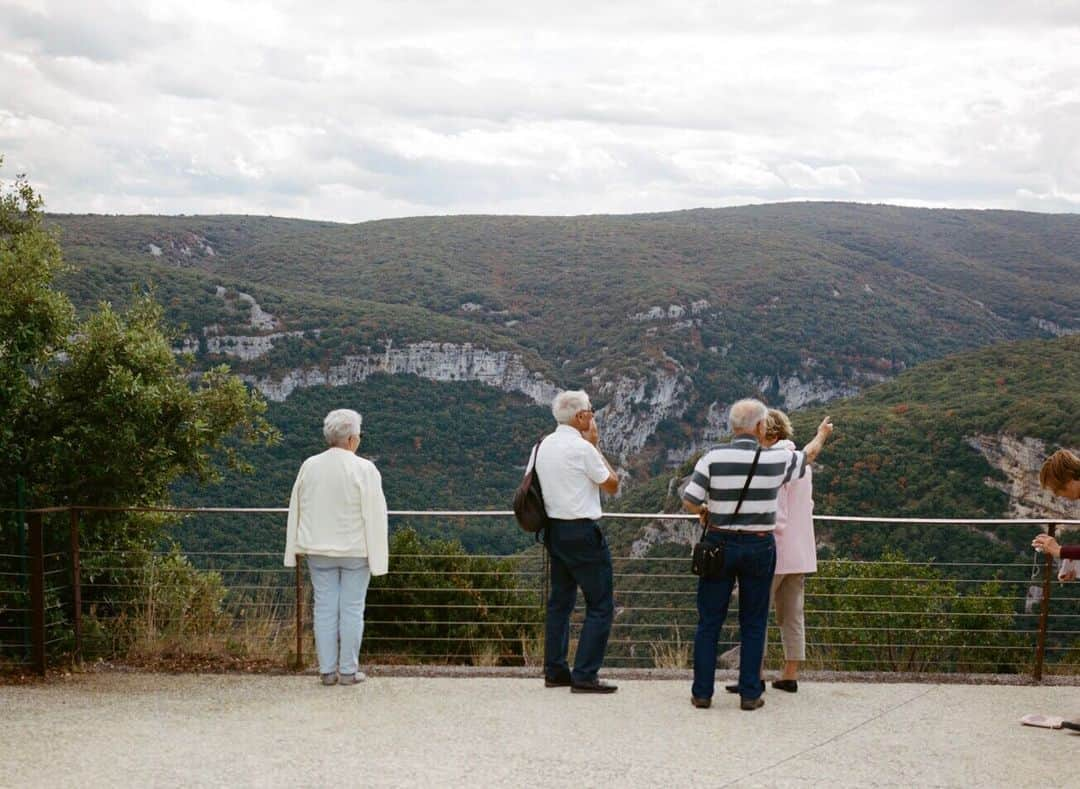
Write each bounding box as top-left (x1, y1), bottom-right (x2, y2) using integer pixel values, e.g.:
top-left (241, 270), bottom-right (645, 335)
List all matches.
top-left (49, 203), bottom-right (1080, 480)
top-left (619, 335), bottom-right (1080, 565)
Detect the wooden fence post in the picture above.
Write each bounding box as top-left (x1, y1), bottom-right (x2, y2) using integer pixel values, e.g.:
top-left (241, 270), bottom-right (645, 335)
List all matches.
top-left (295, 559), bottom-right (303, 670)
top-left (70, 508), bottom-right (82, 663)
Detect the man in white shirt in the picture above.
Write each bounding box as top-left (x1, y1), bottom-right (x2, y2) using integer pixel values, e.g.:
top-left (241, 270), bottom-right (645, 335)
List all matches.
top-left (530, 390), bottom-right (620, 693)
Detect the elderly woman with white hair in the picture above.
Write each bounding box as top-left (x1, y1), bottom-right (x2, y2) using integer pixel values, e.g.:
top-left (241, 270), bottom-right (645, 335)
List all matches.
top-left (285, 409), bottom-right (389, 686)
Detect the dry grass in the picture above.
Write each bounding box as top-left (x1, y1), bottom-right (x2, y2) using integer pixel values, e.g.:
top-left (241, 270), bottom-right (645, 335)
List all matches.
top-left (113, 574), bottom-right (306, 669)
top-left (650, 627), bottom-right (691, 669)
top-left (470, 642), bottom-right (504, 667)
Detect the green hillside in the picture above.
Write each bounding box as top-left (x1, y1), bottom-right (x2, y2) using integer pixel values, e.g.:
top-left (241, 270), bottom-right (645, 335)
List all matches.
top-left (171, 375), bottom-right (550, 556)
top-left (619, 336), bottom-right (1080, 564)
top-left (49, 204), bottom-right (1080, 476)
top-left (45, 204), bottom-right (1080, 558)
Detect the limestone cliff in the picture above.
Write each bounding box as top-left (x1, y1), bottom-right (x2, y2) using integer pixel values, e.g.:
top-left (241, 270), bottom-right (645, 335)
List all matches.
top-left (967, 434), bottom-right (1080, 525)
top-left (595, 364), bottom-right (691, 464)
top-left (244, 341), bottom-right (560, 406)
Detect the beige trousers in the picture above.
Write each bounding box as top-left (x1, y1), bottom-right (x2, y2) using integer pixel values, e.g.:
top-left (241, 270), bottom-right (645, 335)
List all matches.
top-left (768, 573), bottom-right (806, 661)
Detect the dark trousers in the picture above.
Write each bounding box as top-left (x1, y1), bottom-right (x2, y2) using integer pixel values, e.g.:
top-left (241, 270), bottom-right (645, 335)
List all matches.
top-left (692, 531), bottom-right (776, 700)
top-left (544, 518), bottom-right (614, 684)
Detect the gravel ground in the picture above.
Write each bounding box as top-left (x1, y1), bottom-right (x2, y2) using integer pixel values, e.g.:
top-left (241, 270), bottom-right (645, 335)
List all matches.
top-left (2, 672), bottom-right (1077, 788)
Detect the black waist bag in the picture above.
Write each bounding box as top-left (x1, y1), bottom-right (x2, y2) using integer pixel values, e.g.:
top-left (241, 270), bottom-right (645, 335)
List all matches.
top-left (691, 448), bottom-right (761, 580)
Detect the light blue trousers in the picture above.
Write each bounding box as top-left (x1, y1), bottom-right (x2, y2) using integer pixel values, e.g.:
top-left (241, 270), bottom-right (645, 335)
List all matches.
top-left (307, 555), bottom-right (372, 675)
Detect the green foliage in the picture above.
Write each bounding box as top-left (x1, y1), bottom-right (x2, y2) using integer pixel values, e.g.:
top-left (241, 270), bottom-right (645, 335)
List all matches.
top-left (0, 161), bottom-right (74, 470)
top-left (172, 374), bottom-right (551, 556)
top-left (45, 204), bottom-right (1080, 483)
top-left (790, 336), bottom-right (1080, 561)
top-left (810, 552), bottom-right (1027, 673)
top-left (364, 527), bottom-right (543, 664)
top-left (0, 161), bottom-right (276, 664)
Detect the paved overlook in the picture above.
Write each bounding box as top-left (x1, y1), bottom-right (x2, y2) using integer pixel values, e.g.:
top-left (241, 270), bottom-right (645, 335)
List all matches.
top-left (3, 672), bottom-right (1077, 788)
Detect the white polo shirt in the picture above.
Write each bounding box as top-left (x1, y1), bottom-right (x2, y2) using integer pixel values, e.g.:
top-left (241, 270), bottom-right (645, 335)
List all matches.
top-left (526, 424), bottom-right (611, 520)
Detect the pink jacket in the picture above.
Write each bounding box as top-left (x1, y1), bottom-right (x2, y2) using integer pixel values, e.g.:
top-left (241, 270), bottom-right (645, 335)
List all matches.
top-left (773, 439), bottom-right (817, 575)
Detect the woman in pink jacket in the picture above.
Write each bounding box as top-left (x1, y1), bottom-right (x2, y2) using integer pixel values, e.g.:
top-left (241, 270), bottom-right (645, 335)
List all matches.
top-left (765, 409), bottom-right (816, 692)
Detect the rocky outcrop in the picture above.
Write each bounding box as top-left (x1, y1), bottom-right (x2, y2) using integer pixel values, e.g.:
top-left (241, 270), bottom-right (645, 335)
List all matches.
top-left (205, 331), bottom-right (309, 361)
top-left (630, 516), bottom-right (699, 558)
top-left (627, 476), bottom-right (699, 557)
top-left (665, 401), bottom-right (729, 465)
top-left (245, 341), bottom-right (560, 405)
top-left (146, 233), bottom-right (215, 265)
top-left (1031, 318), bottom-right (1079, 337)
top-left (754, 374), bottom-right (860, 410)
top-left (594, 363), bottom-right (691, 463)
top-left (213, 286), bottom-right (281, 331)
top-left (967, 434), bottom-right (1080, 522)
top-left (629, 300), bottom-right (711, 322)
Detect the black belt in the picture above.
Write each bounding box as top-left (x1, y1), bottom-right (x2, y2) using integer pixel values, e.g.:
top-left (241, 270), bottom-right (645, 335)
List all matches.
top-left (706, 528), bottom-right (771, 536)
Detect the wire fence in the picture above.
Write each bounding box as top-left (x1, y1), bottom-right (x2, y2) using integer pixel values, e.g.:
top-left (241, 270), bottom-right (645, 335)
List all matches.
top-left (1, 507), bottom-right (1078, 677)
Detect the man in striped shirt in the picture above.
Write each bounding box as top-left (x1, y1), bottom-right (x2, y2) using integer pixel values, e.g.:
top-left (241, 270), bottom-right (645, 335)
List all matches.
top-left (682, 398), bottom-right (833, 710)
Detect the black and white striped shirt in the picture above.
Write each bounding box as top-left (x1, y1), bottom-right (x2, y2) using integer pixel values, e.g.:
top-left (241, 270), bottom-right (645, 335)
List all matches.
top-left (682, 436), bottom-right (807, 531)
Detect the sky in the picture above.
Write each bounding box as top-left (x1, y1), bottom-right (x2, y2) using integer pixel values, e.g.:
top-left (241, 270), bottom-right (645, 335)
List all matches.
top-left (2, 0), bottom-right (1079, 221)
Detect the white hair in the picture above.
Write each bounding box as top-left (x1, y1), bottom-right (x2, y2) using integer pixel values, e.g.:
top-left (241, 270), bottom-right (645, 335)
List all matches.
top-left (728, 398), bottom-right (768, 434)
top-left (551, 390), bottom-right (591, 425)
top-left (323, 409), bottom-right (362, 446)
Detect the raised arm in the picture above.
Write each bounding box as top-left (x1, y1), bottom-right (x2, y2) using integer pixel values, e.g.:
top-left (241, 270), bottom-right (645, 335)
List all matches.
top-left (802, 417), bottom-right (834, 464)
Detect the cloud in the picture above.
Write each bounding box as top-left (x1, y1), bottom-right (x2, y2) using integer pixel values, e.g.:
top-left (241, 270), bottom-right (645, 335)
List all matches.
top-left (0, 0), bottom-right (1078, 219)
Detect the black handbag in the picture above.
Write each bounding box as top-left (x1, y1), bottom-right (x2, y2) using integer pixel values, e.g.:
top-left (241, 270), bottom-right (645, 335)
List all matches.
top-left (691, 448), bottom-right (761, 579)
top-left (512, 436), bottom-right (549, 534)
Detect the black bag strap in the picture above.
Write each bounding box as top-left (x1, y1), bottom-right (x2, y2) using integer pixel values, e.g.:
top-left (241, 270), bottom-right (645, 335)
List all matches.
top-left (527, 434), bottom-right (548, 543)
top-left (698, 447), bottom-right (762, 541)
top-left (527, 434), bottom-right (547, 489)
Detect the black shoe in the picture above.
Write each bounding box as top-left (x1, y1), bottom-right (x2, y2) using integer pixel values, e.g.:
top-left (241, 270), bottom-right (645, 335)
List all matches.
top-left (570, 679), bottom-right (618, 694)
top-left (771, 679), bottom-right (798, 693)
top-left (544, 673), bottom-right (572, 688)
top-left (726, 683), bottom-right (765, 694)
top-left (691, 696), bottom-right (711, 709)
top-left (740, 696), bottom-right (765, 711)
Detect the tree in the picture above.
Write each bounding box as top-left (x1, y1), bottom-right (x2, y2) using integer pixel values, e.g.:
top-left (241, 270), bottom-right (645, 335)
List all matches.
top-left (365, 527), bottom-right (543, 665)
top-left (0, 157), bottom-right (74, 477)
top-left (0, 158), bottom-right (277, 662)
top-left (809, 552), bottom-right (1027, 673)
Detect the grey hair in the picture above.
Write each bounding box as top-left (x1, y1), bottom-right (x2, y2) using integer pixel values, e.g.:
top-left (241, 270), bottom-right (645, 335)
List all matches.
top-left (323, 409), bottom-right (362, 447)
top-left (552, 390), bottom-right (591, 425)
top-left (728, 398), bottom-right (768, 434)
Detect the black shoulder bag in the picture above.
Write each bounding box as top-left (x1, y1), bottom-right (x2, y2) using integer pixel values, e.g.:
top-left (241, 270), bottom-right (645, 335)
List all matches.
top-left (512, 436), bottom-right (549, 534)
top-left (691, 448), bottom-right (761, 579)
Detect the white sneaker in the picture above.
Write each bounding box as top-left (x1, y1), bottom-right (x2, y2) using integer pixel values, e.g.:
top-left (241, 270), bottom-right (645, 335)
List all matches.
top-left (320, 673), bottom-right (338, 686)
top-left (339, 672), bottom-right (366, 685)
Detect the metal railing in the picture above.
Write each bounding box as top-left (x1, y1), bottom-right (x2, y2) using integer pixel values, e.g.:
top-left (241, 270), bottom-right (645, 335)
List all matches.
top-left (1, 506), bottom-right (1077, 679)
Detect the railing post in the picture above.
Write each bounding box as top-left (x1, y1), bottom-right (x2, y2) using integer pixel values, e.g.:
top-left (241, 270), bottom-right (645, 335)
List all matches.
top-left (16, 476), bottom-right (29, 661)
top-left (28, 512), bottom-right (46, 677)
top-left (541, 545), bottom-right (549, 614)
top-left (294, 559), bottom-right (303, 670)
top-left (1034, 523), bottom-right (1056, 682)
top-left (70, 508), bottom-right (83, 663)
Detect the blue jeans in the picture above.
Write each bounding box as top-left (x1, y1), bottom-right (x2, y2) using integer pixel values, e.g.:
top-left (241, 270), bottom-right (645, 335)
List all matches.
top-left (544, 519), bottom-right (614, 684)
top-left (692, 532), bottom-right (776, 700)
top-left (307, 555), bottom-right (372, 676)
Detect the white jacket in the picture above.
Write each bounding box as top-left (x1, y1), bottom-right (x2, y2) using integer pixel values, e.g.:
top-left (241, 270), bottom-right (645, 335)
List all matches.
top-left (284, 448), bottom-right (390, 575)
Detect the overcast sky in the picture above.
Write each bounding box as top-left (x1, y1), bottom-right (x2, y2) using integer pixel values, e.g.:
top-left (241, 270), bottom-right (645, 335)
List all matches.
top-left (2, 0), bottom-right (1079, 221)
